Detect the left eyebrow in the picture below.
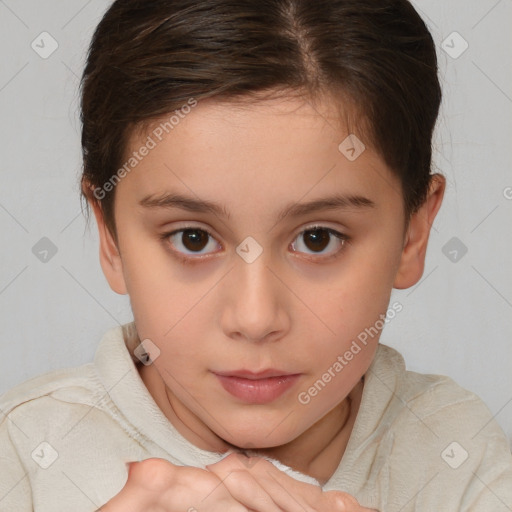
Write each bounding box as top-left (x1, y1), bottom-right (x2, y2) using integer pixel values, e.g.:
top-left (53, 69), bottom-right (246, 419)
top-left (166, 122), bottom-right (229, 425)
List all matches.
top-left (275, 193), bottom-right (375, 223)
top-left (138, 192), bottom-right (376, 221)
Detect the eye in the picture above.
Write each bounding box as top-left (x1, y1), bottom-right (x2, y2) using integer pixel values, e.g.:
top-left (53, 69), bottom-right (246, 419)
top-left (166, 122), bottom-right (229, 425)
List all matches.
top-left (290, 226), bottom-right (348, 259)
top-left (160, 224), bottom-right (349, 263)
top-left (162, 227), bottom-right (220, 257)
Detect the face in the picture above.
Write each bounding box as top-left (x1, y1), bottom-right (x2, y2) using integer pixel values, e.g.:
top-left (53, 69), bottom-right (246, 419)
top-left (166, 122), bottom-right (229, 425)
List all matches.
top-left (93, 94), bottom-right (436, 450)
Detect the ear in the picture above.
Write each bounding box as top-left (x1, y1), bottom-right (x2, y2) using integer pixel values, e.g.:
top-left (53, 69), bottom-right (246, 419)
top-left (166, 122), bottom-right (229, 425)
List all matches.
top-left (88, 193), bottom-right (128, 295)
top-left (393, 174), bottom-right (446, 289)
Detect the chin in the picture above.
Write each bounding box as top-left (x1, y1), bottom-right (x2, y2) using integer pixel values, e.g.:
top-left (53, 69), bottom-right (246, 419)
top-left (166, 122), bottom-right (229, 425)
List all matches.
top-left (221, 428), bottom-right (298, 450)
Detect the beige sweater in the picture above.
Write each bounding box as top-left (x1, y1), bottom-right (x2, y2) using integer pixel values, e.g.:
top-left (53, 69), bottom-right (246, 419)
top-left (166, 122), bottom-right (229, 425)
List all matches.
top-left (1, 324), bottom-right (511, 511)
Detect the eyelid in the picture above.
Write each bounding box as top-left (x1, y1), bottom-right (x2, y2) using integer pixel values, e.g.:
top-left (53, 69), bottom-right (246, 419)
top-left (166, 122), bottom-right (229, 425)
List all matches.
top-left (161, 222), bottom-right (220, 245)
top-left (289, 224), bottom-right (349, 260)
top-left (294, 221), bottom-right (348, 236)
top-left (157, 222), bottom-right (221, 266)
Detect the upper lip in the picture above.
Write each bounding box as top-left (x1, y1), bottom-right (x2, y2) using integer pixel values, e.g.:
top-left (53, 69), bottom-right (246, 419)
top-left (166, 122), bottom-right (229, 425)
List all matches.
top-left (214, 369), bottom-right (299, 380)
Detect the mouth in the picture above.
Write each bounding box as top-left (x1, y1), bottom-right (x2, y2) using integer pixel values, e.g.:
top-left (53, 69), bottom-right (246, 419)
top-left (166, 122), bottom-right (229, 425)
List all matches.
top-left (214, 368), bottom-right (298, 379)
top-left (212, 369), bottom-right (301, 404)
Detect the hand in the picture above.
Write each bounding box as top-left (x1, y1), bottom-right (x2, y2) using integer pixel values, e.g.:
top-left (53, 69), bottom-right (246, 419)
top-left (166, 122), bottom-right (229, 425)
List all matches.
top-left (206, 453), bottom-right (378, 511)
top-left (98, 457), bottom-right (276, 511)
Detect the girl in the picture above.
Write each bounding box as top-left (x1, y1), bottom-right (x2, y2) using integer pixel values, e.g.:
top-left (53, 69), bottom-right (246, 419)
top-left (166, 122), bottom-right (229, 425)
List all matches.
top-left (1, 1), bottom-right (511, 511)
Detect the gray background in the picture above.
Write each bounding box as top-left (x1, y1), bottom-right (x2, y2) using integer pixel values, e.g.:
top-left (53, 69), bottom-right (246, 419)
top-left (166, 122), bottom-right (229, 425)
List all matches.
top-left (1, 1), bottom-right (511, 443)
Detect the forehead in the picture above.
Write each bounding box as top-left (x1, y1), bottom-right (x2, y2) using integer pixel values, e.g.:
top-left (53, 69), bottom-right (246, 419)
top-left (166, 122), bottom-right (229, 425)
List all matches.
top-left (118, 94), bottom-right (402, 221)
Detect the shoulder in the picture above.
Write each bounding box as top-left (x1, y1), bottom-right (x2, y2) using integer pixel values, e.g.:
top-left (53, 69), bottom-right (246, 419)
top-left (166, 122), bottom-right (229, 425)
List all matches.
top-left (0, 323), bottom-right (131, 434)
top-left (370, 343), bottom-right (498, 430)
top-left (0, 325), bottom-right (136, 462)
top-left (0, 323), bottom-right (135, 420)
top-left (0, 363), bottom-right (103, 418)
top-left (359, 344), bottom-right (512, 510)
top-left (0, 325), bottom-right (140, 510)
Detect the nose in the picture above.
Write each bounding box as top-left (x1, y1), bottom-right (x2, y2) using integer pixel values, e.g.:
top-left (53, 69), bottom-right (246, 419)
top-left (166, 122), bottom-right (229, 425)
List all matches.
top-left (221, 250), bottom-right (290, 343)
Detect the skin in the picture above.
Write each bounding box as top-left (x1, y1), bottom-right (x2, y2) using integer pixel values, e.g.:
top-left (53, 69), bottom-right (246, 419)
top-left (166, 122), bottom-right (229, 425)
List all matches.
top-left (87, 93), bottom-right (445, 493)
top-left (101, 455), bottom-right (377, 511)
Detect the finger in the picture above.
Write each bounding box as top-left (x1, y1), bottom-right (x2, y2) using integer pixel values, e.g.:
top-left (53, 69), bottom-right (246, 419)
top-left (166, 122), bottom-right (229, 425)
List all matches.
top-left (209, 456), bottom-right (377, 512)
top-left (213, 467), bottom-right (285, 512)
top-left (207, 454), bottom-right (322, 512)
top-left (235, 458), bottom-right (378, 512)
top-left (207, 456), bottom-right (287, 511)
top-left (127, 459), bottom-right (253, 512)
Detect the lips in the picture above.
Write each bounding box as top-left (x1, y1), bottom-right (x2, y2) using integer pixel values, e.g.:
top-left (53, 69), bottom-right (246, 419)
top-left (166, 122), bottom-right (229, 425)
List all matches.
top-left (213, 369), bottom-right (301, 404)
top-left (214, 368), bottom-right (297, 379)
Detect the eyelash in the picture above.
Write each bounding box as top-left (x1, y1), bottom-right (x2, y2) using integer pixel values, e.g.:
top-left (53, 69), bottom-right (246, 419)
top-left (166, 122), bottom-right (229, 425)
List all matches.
top-left (159, 225), bottom-right (351, 264)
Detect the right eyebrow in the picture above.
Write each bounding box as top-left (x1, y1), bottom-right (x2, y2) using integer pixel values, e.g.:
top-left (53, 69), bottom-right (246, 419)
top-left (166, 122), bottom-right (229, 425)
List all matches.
top-left (138, 192), bottom-right (231, 218)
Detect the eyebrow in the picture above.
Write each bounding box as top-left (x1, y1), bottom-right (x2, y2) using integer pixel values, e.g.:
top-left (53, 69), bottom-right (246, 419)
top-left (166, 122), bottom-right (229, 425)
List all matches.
top-left (138, 191), bottom-right (375, 222)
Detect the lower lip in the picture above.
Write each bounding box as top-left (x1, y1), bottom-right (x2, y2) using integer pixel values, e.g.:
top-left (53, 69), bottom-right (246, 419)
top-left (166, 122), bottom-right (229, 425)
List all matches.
top-left (215, 374), bottom-right (301, 404)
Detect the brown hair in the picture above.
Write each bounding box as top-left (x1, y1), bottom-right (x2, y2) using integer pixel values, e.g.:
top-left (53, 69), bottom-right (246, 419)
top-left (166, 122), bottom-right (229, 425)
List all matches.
top-left (79, 0), bottom-right (442, 244)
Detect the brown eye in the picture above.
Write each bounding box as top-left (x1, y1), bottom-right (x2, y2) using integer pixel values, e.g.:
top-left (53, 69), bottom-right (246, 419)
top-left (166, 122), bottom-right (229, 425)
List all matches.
top-left (181, 229), bottom-right (209, 252)
top-left (303, 228), bottom-right (330, 252)
top-left (291, 226), bottom-right (347, 258)
top-left (166, 228), bottom-right (220, 256)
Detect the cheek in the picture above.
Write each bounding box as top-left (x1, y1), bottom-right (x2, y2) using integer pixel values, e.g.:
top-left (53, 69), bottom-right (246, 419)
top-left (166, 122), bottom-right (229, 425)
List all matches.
top-left (312, 257), bottom-right (395, 334)
top-left (121, 241), bottom-right (206, 332)
top-left (298, 240), bottom-right (399, 372)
